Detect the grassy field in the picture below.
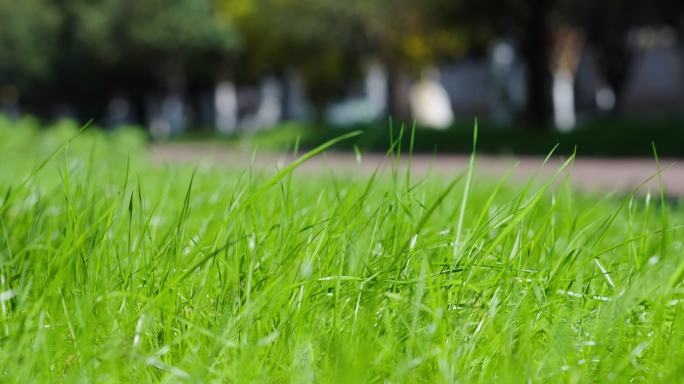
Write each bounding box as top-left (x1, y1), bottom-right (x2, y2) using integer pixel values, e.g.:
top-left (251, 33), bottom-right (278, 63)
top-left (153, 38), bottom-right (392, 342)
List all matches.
top-left (1, 118), bottom-right (684, 383)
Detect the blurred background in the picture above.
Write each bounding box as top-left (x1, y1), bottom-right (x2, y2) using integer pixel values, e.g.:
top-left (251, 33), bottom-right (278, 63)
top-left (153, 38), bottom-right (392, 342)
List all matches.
top-left (1, 0), bottom-right (684, 155)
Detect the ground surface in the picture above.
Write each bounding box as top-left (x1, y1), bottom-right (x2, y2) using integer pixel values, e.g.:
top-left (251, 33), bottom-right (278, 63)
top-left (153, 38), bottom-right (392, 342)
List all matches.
top-left (2, 125), bottom-right (684, 382)
top-left (151, 143), bottom-right (684, 196)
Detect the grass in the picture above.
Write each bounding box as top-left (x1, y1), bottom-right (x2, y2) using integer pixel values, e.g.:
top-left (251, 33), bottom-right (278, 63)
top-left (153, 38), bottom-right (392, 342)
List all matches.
top-left (1, 117), bottom-right (684, 382)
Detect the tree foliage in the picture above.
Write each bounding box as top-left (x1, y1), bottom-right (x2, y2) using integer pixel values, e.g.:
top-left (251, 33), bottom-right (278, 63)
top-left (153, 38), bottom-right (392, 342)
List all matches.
top-left (1, 0), bottom-right (682, 124)
top-left (0, 0), bottom-right (62, 85)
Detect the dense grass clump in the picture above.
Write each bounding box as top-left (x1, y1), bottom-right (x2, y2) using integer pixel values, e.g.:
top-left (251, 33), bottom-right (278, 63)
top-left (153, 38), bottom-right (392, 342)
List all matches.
top-left (1, 119), bottom-right (683, 383)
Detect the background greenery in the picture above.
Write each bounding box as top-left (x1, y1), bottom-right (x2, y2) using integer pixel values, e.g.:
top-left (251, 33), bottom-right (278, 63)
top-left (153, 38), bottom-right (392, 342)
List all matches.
top-left (1, 0), bottom-right (682, 127)
top-left (178, 118), bottom-right (684, 157)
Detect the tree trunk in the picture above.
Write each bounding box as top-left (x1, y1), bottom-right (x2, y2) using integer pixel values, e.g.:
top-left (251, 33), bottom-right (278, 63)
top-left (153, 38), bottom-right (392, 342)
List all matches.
top-left (521, 0), bottom-right (553, 129)
top-left (386, 64), bottom-right (413, 126)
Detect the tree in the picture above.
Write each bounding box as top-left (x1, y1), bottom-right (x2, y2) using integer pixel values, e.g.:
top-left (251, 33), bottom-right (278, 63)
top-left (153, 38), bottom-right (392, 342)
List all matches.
top-left (218, 0), bottom-right (474, 122)
top-left (216, 0), bottom-right (369, 119)
top-left (576, 0), bottom-right (684, 114)
top-left (0, 1), bottom-right (62, 89)
top-left (70, 0), bottom-right (239, 94)
top-left (3, 0), bottom-right (239, 122)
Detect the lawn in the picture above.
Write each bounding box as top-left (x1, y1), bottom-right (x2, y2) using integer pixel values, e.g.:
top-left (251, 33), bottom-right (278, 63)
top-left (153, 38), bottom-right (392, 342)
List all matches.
top-left (1, 117), bottom-right (683, 383)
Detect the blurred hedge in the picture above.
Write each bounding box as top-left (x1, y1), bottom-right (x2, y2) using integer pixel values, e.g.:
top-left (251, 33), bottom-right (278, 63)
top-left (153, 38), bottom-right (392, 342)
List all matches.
top-left (178, 118), bottom-right (684, 157)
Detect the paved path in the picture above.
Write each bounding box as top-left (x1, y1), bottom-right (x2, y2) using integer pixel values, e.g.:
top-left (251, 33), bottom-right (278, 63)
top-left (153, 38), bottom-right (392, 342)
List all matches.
top-left (150, 143), bottom-right (684, 197)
